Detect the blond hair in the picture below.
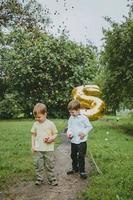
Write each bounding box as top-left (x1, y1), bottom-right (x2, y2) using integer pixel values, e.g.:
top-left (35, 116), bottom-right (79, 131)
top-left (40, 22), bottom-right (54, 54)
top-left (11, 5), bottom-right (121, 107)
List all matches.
top-left (33, 103), bottom-right (47, 116)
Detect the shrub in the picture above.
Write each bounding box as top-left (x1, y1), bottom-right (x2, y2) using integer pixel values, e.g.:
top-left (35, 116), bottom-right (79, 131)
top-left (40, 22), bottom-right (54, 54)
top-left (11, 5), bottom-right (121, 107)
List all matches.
top-left (0, 93), bottom-right (23, 119)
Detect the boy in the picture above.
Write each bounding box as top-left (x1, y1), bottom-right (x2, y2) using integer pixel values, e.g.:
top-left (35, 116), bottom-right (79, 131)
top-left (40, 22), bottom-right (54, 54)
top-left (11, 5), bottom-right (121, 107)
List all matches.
top-left (31, 103), bottom-right (58, 186)
top-left (67, 100), bottom-right (93, 179)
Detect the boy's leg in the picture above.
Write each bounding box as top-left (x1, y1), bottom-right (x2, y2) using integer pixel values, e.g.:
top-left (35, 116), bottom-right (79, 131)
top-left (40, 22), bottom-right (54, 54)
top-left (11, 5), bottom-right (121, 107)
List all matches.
top-left (33, 152), bottom-right (44, 184)
top-left (67, 143), bottom-right (79, 174)
top-left (78, 142), bottom-right (87, 178)
top-left (71, 143), bottom-right (79, 171)
top-left (44, 151), bottom-right (58, 186)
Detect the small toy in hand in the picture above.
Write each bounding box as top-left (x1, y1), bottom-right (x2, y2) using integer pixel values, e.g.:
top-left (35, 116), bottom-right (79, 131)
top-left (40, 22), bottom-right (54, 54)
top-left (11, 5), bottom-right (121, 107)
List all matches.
top-left (67, 132), bottom-right (73, 139)
top-left (44, 136), bottom-right (49, 142)
top-left (43, 135), bottom-right (54, 143)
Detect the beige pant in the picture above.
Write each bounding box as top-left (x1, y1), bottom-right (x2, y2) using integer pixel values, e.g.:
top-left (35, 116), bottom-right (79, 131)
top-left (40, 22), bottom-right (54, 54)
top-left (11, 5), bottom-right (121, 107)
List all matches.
top-left (33, 151), bottom-right (57, 183)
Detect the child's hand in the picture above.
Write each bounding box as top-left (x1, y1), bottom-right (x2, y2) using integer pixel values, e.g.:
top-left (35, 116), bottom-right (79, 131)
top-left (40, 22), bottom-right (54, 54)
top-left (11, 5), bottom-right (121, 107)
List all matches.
top-left (47, 136), bottom-right (54, 143)
top-left (79, 132), bottom-right (85, 140)
top-left (43, 136), bottom-right (54, 143)
top-left (67, 132), bottom-right (73, 139)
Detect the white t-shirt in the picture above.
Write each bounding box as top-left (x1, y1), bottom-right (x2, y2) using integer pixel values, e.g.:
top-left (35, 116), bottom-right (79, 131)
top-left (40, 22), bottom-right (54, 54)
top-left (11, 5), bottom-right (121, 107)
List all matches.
top-left (67, 114), bottom-right (93, 144)
top-left (31, 119), bottom-right (58, 151)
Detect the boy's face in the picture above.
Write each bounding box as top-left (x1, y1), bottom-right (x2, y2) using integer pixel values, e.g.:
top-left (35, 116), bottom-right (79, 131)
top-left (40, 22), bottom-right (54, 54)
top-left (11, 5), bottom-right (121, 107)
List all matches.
top-left (35, 113), bottom-right (47, 123)
top-left (69, 109), bottom-right (80, 117)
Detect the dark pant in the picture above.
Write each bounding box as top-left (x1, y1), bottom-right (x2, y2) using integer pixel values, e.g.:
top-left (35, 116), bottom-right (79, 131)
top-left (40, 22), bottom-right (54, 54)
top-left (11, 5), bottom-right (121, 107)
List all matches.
top-left (71, 142), bottom-right (87, 173)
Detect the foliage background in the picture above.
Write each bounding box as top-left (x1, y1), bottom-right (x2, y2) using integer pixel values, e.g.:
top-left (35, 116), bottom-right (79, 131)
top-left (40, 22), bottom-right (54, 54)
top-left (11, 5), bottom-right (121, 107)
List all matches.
top-left (0, 0), bottom-right (98, 119)
top-left (0, 0), bottom-right (133, 118)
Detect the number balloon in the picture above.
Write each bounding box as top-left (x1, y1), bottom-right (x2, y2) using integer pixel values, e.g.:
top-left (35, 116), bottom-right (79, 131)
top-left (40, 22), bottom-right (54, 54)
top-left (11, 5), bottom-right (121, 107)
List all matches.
top-left (71, 85), bottom-right (106, 120)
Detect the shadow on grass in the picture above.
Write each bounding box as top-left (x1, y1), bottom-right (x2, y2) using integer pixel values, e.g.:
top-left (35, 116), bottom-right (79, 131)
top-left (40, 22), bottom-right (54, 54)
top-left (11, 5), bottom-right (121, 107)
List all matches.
top-left (121, 126), bottom-right (133, 136)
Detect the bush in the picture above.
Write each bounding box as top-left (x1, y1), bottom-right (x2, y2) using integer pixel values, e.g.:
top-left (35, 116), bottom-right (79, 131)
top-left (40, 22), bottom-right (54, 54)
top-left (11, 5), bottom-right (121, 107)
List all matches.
top-left (0, 93), bottom-right (23, 119)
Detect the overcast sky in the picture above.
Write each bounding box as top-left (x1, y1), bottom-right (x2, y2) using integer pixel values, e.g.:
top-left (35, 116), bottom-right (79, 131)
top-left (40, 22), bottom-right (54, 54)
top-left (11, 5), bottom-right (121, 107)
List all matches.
top-left (37, 0), bottom-right (129, 48)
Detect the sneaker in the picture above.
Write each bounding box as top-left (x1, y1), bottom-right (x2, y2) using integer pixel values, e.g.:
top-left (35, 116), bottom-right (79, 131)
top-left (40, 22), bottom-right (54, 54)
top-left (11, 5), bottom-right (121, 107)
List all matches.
top-left (80, 172), bottom-right (87, 179)
top-left (35, 179), bottom-right (43, 185)
top-left (67, 169), bottom-right (78, 175)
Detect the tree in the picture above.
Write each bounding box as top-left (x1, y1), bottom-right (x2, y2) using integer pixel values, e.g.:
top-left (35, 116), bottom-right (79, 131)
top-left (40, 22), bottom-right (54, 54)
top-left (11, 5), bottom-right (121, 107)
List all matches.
top-left (0, 0), bottom-right (50, 30)
top-left (0, 0), bottom-right (98, 118)
top-left (100, 2), bottom-right (133, 114)
top-left (1, 28), bottom-right (97, 117)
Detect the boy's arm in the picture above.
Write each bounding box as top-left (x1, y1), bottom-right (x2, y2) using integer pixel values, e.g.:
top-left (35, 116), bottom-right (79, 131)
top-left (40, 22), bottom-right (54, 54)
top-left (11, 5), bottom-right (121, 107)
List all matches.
top-left (50, 133), bottom-right (57, 141)
top-left (79, 116), bottom-right (93, 139)
top-left (83, 117), bottom-right (93, 135)
top-left (67, 117), bottom-right (72, 132)
top-left (31, 132), bottom-right (36, 152)
top-left (66, 117), bottom-right (73, 138)
top-left (46, 133), bottom-right (57, 143)
top-left (46, 122), bottom-right (58, 143)
top-left (31, 122), bottom-right (37, 152)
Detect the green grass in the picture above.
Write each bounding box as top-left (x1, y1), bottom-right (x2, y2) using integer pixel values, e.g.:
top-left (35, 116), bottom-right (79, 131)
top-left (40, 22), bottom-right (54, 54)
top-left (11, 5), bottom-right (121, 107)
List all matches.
top-left (81, 115), bottom-right (133, 200)
top-left (0, 116), bottom-right (133, 200)
top-left (0, 118), bottom-right (67, 190)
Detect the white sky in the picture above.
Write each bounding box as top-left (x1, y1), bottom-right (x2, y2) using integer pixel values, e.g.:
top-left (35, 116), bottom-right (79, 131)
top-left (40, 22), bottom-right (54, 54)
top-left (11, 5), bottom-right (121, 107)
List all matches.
top-left (37, 0), bottom-right (129, 48)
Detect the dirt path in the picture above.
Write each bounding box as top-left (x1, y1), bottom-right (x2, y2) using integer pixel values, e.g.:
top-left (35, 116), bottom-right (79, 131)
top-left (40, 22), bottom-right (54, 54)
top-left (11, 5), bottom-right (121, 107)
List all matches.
top-left (1, 132), bottom-right (91, 200)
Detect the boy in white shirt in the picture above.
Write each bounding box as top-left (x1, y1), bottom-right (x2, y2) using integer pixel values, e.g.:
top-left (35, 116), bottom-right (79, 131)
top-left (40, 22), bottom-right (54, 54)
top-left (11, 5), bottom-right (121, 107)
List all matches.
top-left (67, 100), bottom-right (93, 179)
top-left (31, 103), bottom-right (58, 186)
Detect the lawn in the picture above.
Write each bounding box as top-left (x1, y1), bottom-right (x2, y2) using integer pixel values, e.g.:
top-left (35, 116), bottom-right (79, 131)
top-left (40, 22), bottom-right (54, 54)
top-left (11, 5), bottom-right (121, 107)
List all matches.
top-left (81, 114), bottom-right (133, 200)
top-left (0, 118), bottom-right (67, 190)
top-left (0, 115), bottom-right (133, 200)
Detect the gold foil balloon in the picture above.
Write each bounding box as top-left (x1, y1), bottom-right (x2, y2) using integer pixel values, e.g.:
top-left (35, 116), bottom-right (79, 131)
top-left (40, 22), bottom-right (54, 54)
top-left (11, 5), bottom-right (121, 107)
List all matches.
top-left (71, 85), bottom-right (106, 120)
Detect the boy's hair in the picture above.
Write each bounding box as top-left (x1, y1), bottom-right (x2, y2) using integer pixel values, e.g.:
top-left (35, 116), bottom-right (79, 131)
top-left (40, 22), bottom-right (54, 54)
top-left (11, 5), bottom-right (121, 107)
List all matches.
top-left (33, 103), bottom-right (47, 116)
top-left (67, 100), bottom-right (80, 111)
